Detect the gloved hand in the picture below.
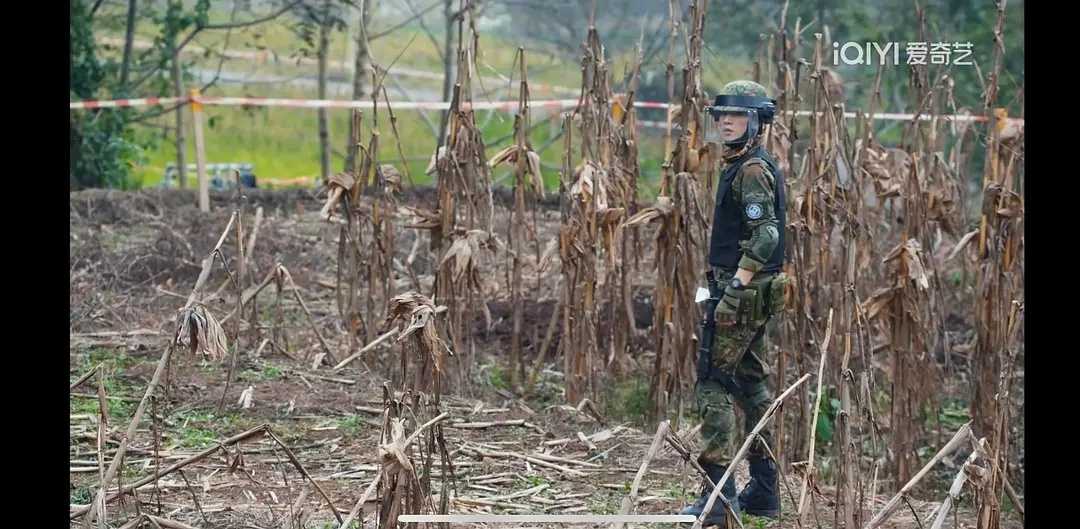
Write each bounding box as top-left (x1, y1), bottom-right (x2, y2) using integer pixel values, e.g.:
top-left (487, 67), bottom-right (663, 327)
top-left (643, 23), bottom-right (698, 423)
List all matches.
top-left (715, 284), bottom-right (755, 325)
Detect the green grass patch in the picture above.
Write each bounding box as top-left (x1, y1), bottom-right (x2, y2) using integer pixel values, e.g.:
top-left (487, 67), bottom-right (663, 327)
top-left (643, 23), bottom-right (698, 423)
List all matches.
top-left (599, 375), bottom-right (651, 426)
top-left (70, 347), bottom-right (148, 418)
top-left (129, 81), bottom-right (674, 197)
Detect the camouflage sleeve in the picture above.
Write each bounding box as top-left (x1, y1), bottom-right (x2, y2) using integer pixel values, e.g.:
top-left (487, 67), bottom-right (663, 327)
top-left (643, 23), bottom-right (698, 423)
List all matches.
top-left (732, 161), bottom-right (780, 273)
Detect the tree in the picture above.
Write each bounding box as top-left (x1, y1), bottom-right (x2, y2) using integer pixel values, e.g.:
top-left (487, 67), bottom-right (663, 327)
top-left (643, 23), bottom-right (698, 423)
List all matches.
top-left (70, 0), bottom-right (149, 190)
top-left (70, 0), bottom-right (303, 190)
top-left (291, 0), bottom-right (354, 183)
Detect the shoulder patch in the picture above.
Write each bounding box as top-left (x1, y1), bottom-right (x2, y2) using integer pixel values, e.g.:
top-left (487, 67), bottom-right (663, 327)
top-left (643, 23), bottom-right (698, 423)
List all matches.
top-left (746, 203), bottom-right (764, 219)
top-left (742, 162), bottom-right (765, 176)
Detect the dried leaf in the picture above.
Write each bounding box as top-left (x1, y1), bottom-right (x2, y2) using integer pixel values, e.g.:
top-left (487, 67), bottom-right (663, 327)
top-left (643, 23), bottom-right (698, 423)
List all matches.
top-left (878, 185), bottom-right (903, 199)
top-left (384, 291), bottom-right (454, 368)
top-left (378, 418), bottom-right (414, 473)
top-left (525, 150), bottom-right (545, 197)
top-left (947, 229), bottom-right (980, 261)
top-left (597, 207), bottom-right (625, 226)
top-left (622, 197), bottom-right (675, 228)
top-left (174, 304), bottom-right (228, 363)
top-left (488, 145), bottom-right (518, 167)
top-left (537, 235), bottom-right (560, 274)
top-left (238, 386), bottom-right (254, 409)
top-left (862, 287), bottom-right (896, 320)
top-left (401, 206), bottom-right (441, 230)
top-left (963, 463), bottom-right (990, 488)
top-left (903, 241), bottom-right (931, 290)
top-left (439, 229), bottom-right (495, 285)
top-left (324, 171), bottom-right (355, 191)
top-left (378, 164), bottom-right (402, 194)
top-left (425, 146), bottom-right (448, 175)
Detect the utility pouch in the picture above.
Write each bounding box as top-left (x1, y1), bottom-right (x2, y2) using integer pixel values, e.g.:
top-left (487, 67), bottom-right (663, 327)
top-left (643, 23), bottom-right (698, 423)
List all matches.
top-left (769, 272), bottom-right (791, 315)
top-left (734, 283), bottom-right (764, 323)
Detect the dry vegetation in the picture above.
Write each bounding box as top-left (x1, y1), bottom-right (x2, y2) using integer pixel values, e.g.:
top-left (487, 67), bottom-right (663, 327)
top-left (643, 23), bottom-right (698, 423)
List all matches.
top-left (70, 1), bottom-right (1023, 528)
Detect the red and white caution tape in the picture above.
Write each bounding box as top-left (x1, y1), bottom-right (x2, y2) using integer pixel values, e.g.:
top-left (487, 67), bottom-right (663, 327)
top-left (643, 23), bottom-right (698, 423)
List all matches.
top-left (69, 95), bottom-right (580, 110)
top-left (192, 96), bottom-right (586, 110)
top-left (69, 95), bottom-right (1024, 125)
top-left (69, 96), bottom-right (189, 109)
top-left (642, 110), bottom-right (1024, 128)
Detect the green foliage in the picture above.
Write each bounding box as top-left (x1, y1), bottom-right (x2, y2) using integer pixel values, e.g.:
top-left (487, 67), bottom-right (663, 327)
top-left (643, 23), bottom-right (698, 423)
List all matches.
top-left (149, 0), bottom-right (211, 68)
top-left (290, 0), bottom-right (353, 58)
top-left (70, 0), bottom-right (145, 190)
top-left (70, 110), bottom-right (149, 191)
top-left (809, 384), bottom-right (842, 447)
top-left (601, 376), bottom-right (651, 425)
top-left (70, 0), bottom-right (212, 190)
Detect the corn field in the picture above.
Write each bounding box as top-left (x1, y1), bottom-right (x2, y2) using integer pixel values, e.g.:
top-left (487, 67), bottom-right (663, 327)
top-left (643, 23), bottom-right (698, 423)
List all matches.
top-left (321, 0), bottom-right (1024, 527)
top-left (315, 0), bottom-right (1023, 524)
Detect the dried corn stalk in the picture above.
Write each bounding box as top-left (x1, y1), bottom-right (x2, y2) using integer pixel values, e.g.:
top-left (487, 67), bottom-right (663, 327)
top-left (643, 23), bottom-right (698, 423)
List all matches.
top-left (553, 24), bottom-right (637, 405)
top-left (660, 0), bottom-right (708, 199)
top-left (425, 4), bottom-right (496, 388)
top-left (385, 292), bottom-right (453, 398)
top-left (604, 54), bottom-right (645, 377)
top-left (615, 0), bottom-right (710, 425)
top-left (375, 417), bottom-right (423, 529)
top-left (778, 36), bottom-right (875, 467)
top-left (328, 104), bottom-right (398, 362)
top-left (969, 10), bottom-right (1025, 516)
top-left (379, 292), bottom-right (454, 528)
top-left (623, 172), bottom-right (707, 425)
top-left (862, 239), bottom-right (937, 487)
top-left (488, 48), bottom-right (541, 393)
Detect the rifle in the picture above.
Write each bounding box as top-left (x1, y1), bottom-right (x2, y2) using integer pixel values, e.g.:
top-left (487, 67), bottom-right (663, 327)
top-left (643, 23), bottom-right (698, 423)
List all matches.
top-left (696, 270), bottom-right (744, 397)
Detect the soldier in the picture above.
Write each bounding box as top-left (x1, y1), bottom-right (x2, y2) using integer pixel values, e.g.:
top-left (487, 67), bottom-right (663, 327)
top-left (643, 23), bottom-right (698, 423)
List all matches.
top-left (680, 80), bottom-right (789, 526)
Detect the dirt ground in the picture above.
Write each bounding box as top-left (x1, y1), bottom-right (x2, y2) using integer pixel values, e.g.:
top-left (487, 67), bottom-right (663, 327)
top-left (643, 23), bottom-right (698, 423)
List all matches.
top-left (69, 187), bottom-right (1023, 529)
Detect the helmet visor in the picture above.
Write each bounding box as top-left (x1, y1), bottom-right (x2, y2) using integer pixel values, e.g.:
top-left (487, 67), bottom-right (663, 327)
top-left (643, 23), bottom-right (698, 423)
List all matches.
top-left (703, 106), bottom-right (760, 144)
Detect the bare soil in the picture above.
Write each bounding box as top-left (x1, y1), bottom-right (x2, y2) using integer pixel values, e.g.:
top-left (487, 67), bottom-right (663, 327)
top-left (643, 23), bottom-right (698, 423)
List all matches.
top-left (69, 188), bottom-right (1022, 529)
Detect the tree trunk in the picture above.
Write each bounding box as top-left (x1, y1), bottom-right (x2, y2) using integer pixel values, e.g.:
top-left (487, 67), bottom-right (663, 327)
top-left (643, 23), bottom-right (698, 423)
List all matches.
top-left (170, 25), bottom-right (187, 190)
top-left (344, 0), bottom-right (373, 173)
top-left (316, 0), bottom-right (333, 184)
top-left (120, 0), bottom-right (137, 88)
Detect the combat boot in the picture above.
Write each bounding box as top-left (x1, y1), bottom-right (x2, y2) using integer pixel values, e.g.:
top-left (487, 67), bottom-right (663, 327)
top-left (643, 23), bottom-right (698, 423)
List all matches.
top-left (737, 456), bottom-right (779, 518)
top-left (680, 463), bottom-right (741, 527)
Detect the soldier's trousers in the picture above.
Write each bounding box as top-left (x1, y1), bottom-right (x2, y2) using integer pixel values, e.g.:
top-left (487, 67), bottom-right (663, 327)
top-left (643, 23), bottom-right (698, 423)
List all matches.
top-left (695, 297), bottom-right (776, 467)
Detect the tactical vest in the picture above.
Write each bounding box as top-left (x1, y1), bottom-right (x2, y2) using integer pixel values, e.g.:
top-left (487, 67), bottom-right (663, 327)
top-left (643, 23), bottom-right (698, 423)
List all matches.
top-left (707, 146), bottom-right (787, 273)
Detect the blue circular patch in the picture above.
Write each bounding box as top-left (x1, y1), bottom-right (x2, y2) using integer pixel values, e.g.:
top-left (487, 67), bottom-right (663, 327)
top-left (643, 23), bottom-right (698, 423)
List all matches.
top-left (746, 203), bottom-right (763, 219)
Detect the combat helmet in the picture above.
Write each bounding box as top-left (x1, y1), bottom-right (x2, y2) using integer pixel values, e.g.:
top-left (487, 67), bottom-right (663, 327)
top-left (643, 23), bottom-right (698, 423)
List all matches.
top-left (703, 80), bottom-right (776, 147)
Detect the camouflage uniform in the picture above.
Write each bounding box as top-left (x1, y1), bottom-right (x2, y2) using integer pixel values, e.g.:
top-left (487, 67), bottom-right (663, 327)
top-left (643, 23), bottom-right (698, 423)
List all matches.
top-left (681, 80), bottom-right (787, 526)
top-left (699, 158), bottom-right (782, 466)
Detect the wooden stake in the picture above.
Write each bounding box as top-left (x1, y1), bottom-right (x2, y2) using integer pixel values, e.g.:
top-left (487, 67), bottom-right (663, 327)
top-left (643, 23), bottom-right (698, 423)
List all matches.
top-left (188, 88), bottom-right (209, 213)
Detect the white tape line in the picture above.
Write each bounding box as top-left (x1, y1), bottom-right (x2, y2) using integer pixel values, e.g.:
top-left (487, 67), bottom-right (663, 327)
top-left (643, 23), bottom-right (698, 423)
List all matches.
top-left (193, 97), bottom-right (584, 110)
top-left (69, 96), bottom-right (1024, 125)
top-left (396, 514), bottom-right (698, 523)
top-left (638, 111), bottom-right (1022, 128)
top-left (68, 96), bottom-right (189, 109)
